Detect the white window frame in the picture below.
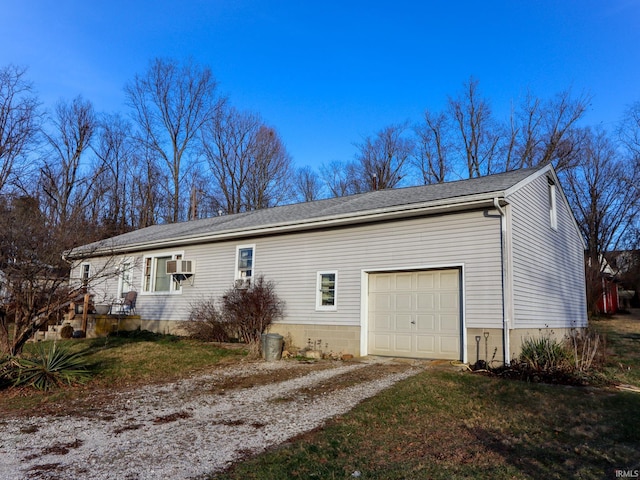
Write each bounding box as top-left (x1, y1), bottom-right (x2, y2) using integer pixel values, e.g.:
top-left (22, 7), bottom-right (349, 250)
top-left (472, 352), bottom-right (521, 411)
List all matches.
top-left (117, 257), bottom-right (136, 299)
top-left (549, 182), bottom-right (558, 231)
top-left (235, 244), bottom-right (255, 280)
top-left (80, 263), bottom-right (91, 287)
top-left (141, 251), bottom-right (184, 295)
top-left (316, 270), bottom-right (338, 311)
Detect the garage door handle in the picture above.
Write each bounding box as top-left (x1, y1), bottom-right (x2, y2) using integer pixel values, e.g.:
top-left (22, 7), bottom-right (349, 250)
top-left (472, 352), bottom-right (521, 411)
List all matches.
top-left (411, 321), bottom-right (416, 324)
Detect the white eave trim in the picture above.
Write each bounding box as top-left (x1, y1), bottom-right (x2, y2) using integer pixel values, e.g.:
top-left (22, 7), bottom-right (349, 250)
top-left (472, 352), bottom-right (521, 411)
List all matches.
top-left (69, 193), bottom-right (508, 257)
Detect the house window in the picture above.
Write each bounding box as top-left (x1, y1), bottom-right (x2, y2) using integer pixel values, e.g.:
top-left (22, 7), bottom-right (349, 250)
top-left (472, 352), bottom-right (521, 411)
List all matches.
top-left (236, 245), bottom-right (255, 279)
top-left (118, 259), bottom-right (135, 298)
top-left (81, 263), bottom-right (90, 287)
top-left (142, 253), bottom-right (184, 293)
top-left (548, 179), bottom-right (558, 230)
top-left (316, 271), bottom-right (337, 311)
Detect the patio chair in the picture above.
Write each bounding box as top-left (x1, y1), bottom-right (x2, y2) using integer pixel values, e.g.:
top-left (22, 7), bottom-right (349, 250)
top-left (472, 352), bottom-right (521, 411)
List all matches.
top-left (113, 291), bottom-right (137, 315)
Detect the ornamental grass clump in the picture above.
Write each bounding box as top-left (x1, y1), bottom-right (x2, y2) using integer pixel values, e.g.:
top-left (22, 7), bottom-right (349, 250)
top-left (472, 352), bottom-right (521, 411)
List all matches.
top-left (12, 342), bottom-right (92, 391)
top-left (520, 335), bottom-right (571, 372)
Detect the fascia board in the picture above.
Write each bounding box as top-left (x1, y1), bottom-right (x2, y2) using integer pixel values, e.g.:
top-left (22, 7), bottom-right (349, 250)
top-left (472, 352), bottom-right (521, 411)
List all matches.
top-left (76, 194), bottom-right (505, 257)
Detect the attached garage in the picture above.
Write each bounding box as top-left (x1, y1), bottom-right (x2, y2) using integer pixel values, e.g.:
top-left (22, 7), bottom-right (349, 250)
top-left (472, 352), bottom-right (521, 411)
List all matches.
top-left (367, 269), bottom-right (462, 360)
top-left (70, 165), bottom-right (588, 365)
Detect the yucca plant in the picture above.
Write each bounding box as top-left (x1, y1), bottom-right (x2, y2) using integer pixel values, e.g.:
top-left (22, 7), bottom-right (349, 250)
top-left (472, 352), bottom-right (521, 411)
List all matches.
top-left (0, 355), bottom-right (20, 389)
top-left (14, 342), bottom-right (92, 391)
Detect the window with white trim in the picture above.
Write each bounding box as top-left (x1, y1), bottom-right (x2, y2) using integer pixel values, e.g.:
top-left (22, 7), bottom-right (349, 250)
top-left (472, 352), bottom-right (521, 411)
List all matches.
top-left (316, 271), bottom-right (337, 310)
top-left (117, 259), bottom-right (135, 299)
top-left (80, 263), bottom-right (90, 287)
top-left (548, 179), bottom-right (558, 230)
top-left (236, 245), bottom-right (255, 279)
top-left (142, 252), bottom-right (183, 293)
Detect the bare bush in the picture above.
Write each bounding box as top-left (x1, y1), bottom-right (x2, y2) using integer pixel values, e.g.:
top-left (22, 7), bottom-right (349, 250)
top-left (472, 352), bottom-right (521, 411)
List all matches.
top-left (185, 297), bottom-right (229, 342)
top-left (568, 328), bottom-right (603, 372)
top-left (222, 275), bottom-right (285, 344)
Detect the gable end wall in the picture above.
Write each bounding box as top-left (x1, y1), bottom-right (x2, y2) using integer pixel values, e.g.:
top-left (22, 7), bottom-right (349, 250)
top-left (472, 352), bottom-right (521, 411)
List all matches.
top-left (508, 174), bottom-right (587, 329)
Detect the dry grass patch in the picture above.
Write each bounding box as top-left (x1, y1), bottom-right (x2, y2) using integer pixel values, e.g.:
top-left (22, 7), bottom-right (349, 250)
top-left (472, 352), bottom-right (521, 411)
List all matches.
top-left (0, 331), bottom-right (246, 416)
top-left (592, 313), bottom-right (640, 387)
top-left (216, 367), bottom-right (640, 479)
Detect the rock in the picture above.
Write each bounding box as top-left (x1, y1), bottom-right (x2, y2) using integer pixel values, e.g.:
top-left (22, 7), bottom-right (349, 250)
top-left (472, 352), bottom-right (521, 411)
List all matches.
top-left (341, 354), bottom-right (354, 361)
top-left (305, 350), bottom-right (322, 359)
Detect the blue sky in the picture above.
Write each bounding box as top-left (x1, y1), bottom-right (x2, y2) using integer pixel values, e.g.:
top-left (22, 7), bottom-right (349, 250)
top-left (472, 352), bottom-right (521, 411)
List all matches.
top-left (2, 0), bottom-right (639, 169)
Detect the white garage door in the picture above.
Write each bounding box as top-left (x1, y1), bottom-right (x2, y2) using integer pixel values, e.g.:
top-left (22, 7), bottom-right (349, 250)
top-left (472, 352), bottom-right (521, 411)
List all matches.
top-left (368, 269), bottom-right (461, 359)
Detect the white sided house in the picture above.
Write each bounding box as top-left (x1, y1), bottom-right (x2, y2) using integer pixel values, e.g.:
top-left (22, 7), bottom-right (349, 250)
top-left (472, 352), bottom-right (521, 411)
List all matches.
top-left (68, 164), bottom-right (587, 364)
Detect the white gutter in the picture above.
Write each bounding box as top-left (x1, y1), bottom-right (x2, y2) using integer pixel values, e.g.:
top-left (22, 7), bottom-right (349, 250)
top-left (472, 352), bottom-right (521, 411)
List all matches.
top-left (70, 195), bottom-right (502, 258)
top-left (494, 197), bottom-right (511, 366)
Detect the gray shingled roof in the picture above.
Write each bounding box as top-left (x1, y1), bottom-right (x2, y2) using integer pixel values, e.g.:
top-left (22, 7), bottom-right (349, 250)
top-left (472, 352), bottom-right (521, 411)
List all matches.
top-left (72, 165), bottom-right (545, 255)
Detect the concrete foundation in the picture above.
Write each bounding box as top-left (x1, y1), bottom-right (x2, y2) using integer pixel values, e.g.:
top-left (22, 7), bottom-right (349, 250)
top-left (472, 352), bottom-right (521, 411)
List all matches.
top-left (266, 323), bottom-right (361, 357)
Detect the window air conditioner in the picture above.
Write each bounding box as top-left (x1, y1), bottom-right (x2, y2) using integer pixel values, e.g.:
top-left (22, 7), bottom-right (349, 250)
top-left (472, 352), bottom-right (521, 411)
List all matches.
top-left (234, 278), bottom-right (251, 289)
top-left (166, 260), bottom-right (194, 275)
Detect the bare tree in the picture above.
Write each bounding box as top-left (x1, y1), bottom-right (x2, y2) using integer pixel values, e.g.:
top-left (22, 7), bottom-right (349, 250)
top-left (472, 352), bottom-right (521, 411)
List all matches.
top-left (560, 127), bottom-right (640, 314)
top-left (413, 110), bottom-right (451, 184)
top-left (243, 125), bottom-right (294, 210)
top-left (40, 96), bottom-right (96, 229)
top-left (354, 123), bottom-right (413, 191)
top-left (0, 195), bottom-right (72, 355)
top-left (619, 101), bottom-right (640, 160)
top-left (202, 107), bottom-right (294, 213)
top-left (130, 143), bottom-right (165, 228)
top-left (125, 58), bottom-right (222, 223)
top-left (91, 113), bottom-right (137, 236)
top-left (504, 90), bottom-right (589, 172)
top-left (0, 65), bottom-right (40, 194)
top-left (294, 165), bottom-right (324, 202)
top-left (319, 160), bottom-right (362, 197)
top-left (202, 107), bottom-right (261, 214)
top-left (449, 78), bottom-right (501, 177)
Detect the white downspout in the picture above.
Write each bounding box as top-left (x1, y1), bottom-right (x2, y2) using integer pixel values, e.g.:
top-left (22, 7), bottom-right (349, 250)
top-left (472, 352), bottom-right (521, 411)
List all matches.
top-left (494, 198), bottom-right (511, 365)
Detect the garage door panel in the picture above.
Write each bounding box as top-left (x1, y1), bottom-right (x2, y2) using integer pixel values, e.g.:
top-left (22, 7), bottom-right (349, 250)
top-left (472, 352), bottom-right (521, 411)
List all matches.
top-left (416, 314), bottom-right (435, 331)
top-left (375, 294), bottom-right (392, 310)
top-left (417, 293), bottom-right (435, 310)
top-left (416, 272), bottom-right (435, 289)
top-left (416, 335), bottom-right (436, 355)
top-left (372, 334), bottom-right (391, 352)
top-left (395, 273), bottom-right (414, 290)
top-left (373, 314), bottom-right (391, 330)
top-left (439, 335), bottom-right (460, 354)
top-left (369, 269), bottom-right (461, 360)
top-left (395, 314), bottom-right (413, 330)
top-left (371, 274), bottom-right (392, 292)
top-left (440, 271), bottom-right (459, 288)
top-left (396, 293), bottom-right (413, 311)
top-left (439, 314), bottom-right (460, 333)
top-left (439, 292), bottom-right (459, 310)
top-left (393, 334), bottom-right (413, 353)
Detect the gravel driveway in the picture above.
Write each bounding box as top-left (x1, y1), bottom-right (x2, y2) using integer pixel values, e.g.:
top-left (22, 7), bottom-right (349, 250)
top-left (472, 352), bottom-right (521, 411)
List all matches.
top-left (0, 358), bottom-right (424, 479)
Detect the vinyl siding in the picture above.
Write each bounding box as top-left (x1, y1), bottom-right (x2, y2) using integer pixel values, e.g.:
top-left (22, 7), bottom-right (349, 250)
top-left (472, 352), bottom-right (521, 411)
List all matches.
top-left (508, 174), bottom-right (587, 329)
top-left (83, 209), bottom-right (504, 329)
